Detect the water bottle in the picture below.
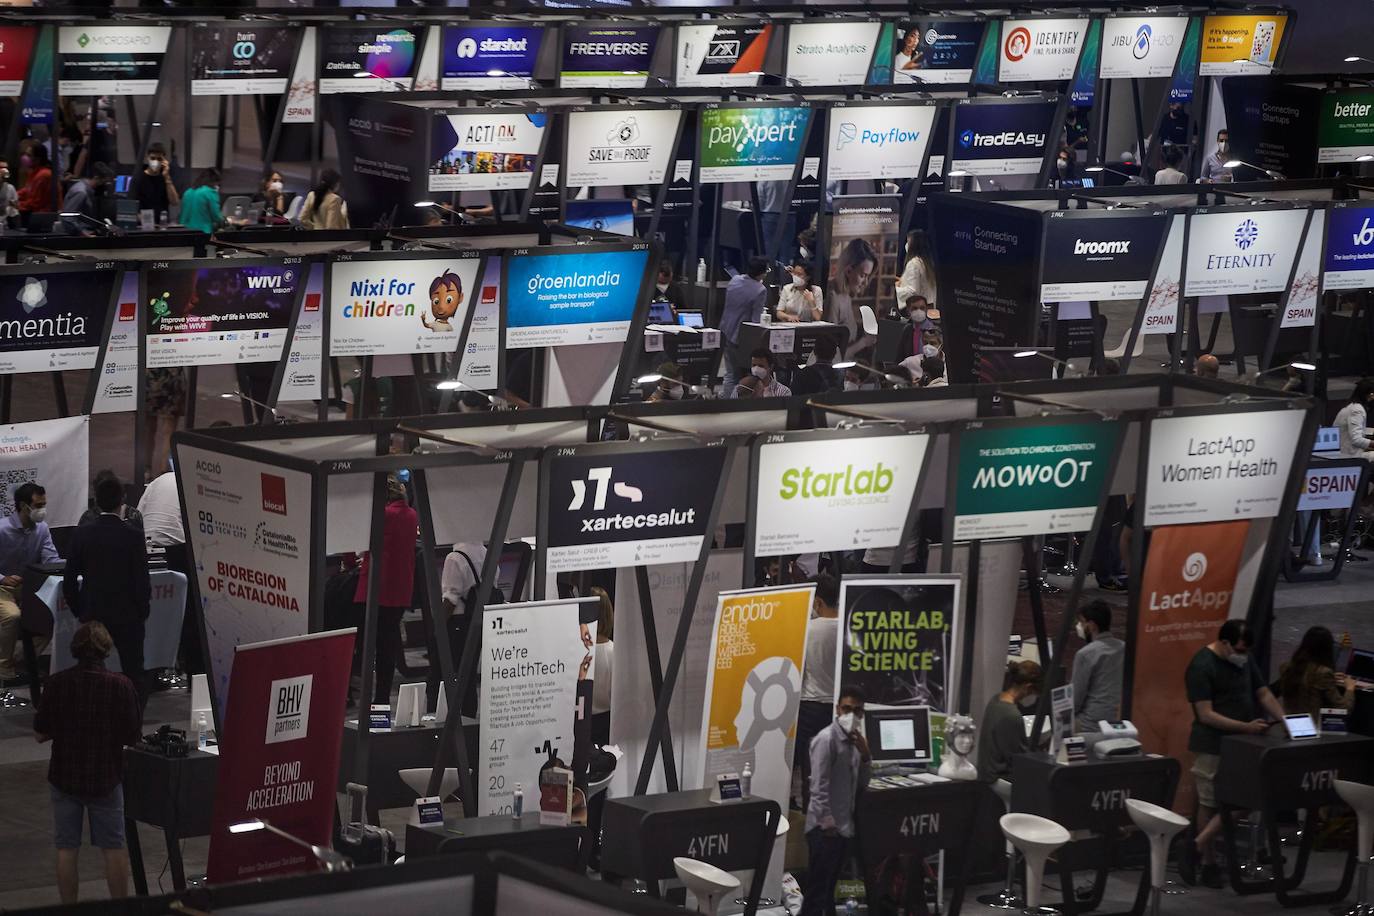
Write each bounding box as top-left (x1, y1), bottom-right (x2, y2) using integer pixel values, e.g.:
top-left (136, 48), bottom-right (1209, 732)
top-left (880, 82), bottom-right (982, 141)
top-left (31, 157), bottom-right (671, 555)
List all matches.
top-left (696, 258), bottom-right (708, 283)
top-left (844, 896), bottom-right (857, 914)
top-left (196, 712), bottom-right (209, 750)
top-left (512, 783), bottom-right (523, 819)
top-left (741, 761), bottom-right (752, 797)
top-left (760, 307), bottom-right (771, 327)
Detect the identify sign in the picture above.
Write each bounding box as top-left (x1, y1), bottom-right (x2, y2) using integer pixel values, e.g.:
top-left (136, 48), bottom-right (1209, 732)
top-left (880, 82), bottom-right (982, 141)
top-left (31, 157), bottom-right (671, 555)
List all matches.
top-left (997, 18), bottom-right (1088, 83)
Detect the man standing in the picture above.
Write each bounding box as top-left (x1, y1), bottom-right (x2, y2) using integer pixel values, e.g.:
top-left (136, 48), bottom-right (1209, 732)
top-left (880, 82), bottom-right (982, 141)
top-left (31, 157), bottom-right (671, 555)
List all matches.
top-left (719, 257), bottom-right (770, 386)
top-left (63, 475), bottom-right (151, 705)
top-left (35, 621), bottom-right (142, 904)
top-left (803, 686), bottom-right (870, 916)
top-left (1183, 619), bottom-right (1284, 887)
top-left (1070, 600), bottom-right (1125, 733)
top-left (0, 482), bottom-right (59, 687)
top-left (796, 574), bottom-right (841, 813)
top-left (129, 143), bottom-right (180, 222)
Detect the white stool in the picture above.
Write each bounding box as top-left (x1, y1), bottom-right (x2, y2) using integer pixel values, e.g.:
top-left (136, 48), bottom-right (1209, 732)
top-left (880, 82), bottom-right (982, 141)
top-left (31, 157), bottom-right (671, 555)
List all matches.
top-left (1000, 813), bottom-right (1070, 915)
top-left (1334, 779), bottom-right (1374, 916)
top-left (1126, 799), bottom-right (1189, 916)
top-left (673, 856), bottom-right (741, 916)
top-left (979, 779), bottom-right (1024, 909)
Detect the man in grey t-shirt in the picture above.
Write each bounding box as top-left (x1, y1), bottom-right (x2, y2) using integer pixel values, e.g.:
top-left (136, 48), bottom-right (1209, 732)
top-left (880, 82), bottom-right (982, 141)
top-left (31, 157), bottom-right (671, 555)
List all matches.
top-left (1071, 600), bottom-right (1125, 733)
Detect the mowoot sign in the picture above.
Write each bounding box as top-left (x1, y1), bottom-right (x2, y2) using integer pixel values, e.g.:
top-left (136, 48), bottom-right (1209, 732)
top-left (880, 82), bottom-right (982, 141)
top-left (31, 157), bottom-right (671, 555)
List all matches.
top-left (753, 432), bottom-right (929, 556)
top-left (825, 103), bottom-right (936, 183)
top-left (954, 420), bottom-right (1120, 540)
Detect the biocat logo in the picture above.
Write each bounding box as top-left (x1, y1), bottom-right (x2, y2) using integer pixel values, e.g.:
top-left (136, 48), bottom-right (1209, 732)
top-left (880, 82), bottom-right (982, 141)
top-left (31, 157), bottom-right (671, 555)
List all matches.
top-left (261, 473), bottom-right (287, 516)
top-left (779, 463), bottom-right (894, 500)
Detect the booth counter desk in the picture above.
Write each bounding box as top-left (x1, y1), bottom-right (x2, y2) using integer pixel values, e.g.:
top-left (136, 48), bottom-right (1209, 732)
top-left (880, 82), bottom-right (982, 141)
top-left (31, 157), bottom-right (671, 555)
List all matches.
top-left (123, 745), bottom-right (218, 894)
top-left (406, 811), bottom-right (584, 869)
top-left (735, 321), bottom-right (849, 373)
top-left (1215, 732), bottom-right (1374, 906)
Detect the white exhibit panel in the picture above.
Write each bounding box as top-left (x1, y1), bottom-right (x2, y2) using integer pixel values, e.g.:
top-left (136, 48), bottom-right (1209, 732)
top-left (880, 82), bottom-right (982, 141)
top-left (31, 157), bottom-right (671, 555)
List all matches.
top-left (997, 18), bottom-right (1089, 83)
top-left (565, 107), bottom-right (683, 188)
top-left (1098, 17), bottom-right (1189, 80)
top-left (1183, 209), bottom-right (1309, 297)
top-left (144, 259), bottom-right (300, 369)
top-left (429, 111), bottom-right (548, 193)
top-left (825, 102), bottom-right (937, 183)
top-left (328, 251), bottom-right (483, 358)
top-left (785, 21), bottom-right (882, 87)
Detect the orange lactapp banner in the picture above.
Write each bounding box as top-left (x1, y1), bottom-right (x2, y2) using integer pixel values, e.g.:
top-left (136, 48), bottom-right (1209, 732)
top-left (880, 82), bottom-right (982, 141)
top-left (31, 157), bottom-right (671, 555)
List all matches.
top-left (1131, 520), bottom-right (1249, 814)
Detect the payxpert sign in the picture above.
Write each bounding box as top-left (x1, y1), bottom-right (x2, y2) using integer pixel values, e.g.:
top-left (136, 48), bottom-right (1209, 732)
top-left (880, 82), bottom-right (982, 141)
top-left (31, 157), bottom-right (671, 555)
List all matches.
top-left (1183, 209), bottom-right (1308, 296)
top-left (753, 432), bottom-right (929, 556)
top-left (698, 106), bottom-right (811, 183)
top-left (954, 420), bottom-right (1120, 540)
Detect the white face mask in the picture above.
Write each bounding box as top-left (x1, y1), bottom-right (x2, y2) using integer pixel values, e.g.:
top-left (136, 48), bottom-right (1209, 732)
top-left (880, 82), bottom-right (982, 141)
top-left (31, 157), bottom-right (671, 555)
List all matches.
top-left (922, 344), bottom-right (939, 359)
top-left (910, 309), bottom-right (926, 324)
top-left (268, 180), bottom-right (284, 192)
top-left (1217, 141), bottom-right (1229, 154)
top-left (750, 365), bottom-right (769, 381)
top-left (28, 507), bottom-right (46, 524)
top-left (656, 283), bottom-right (669, 294)
top-left (792, 274), bottom-right (806, 288)
top-left (843, 380), bottom-right (859, 392)
top-left (1075, 621), bottom-right (1087, 641)
top-left (799, 246), bottom-right (811, 260)
top-left (837, 711), bottom-right (863, 733)
top-left (1228, 652), bottom-right (1249, 669)
top-left (1057, 158), bottom-right (1069, 174)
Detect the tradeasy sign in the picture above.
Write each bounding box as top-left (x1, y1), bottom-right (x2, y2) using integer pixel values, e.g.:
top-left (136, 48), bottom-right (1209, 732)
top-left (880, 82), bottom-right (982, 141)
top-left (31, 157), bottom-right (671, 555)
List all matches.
top-left (998, 18), bottom-right (1088, 83)
top-left (949, 99), bottom-right (1057, 176)
top-left (825, 103), bottom-right (935, 183)
top-left (1183, 208), bottom-right (1309, 297)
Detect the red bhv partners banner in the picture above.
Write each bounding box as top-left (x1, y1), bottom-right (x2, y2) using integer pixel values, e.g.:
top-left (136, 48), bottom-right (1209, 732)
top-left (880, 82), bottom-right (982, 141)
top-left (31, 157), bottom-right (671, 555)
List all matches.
top-left (1130, 520), bottom-right (1248, 814)
top-left (207, 629), bottom-right (355, 884)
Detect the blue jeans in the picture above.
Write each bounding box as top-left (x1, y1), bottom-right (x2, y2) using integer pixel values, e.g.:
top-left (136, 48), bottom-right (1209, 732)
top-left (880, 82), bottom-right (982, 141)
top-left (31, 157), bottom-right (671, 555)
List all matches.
top-left (51, 784), bottom-right (125, 849)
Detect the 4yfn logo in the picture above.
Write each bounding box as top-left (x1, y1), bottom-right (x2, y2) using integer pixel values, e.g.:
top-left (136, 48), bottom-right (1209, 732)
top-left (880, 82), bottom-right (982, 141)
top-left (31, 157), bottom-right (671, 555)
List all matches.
top-left (568, 466), bottom-right (695, 533)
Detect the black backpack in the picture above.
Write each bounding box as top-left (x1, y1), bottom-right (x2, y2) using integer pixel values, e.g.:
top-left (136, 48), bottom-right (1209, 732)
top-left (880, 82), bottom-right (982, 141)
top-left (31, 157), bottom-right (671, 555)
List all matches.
top-left (455, 549), bottom-right (505, 614)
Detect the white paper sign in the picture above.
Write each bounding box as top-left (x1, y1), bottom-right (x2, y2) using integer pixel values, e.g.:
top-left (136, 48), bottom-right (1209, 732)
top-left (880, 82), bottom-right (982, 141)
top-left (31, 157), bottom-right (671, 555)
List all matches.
top-left (565, 108), bottom-right (682, 188)
top-left (644, 331), bottom-right (664, 352)
top-left (1184, 209), bottom-right (1309, 296)
top-left (1298, 465), bottom-right (1363, 512)
top-left (768, 327), bottom-right (795, 353)
top-left (998, 19), bottom-right (1089, 83)
top-left (825, 103), bottom-right (936, 183)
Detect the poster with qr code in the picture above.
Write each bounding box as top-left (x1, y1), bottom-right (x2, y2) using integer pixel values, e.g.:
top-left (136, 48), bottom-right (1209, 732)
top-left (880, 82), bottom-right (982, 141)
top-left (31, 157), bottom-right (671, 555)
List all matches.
top-left (0, 416), bottom-right (89, 527)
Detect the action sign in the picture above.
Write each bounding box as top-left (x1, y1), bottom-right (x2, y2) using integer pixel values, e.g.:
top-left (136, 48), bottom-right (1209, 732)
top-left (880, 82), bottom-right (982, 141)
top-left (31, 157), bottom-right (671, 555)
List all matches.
top-left (544, 442), bottom-right (726, 572)
top-left (328, 251), bottom-right (483, 357)
top-left (428, 111), bottom-right (547, 193)
top-left (837, 575), bottom-right (959, 714)
top-left (1143, 409), bottom-right (1306, 526)
top-left (206, 630), bottom-right (354, 884)
top-left (954, 419), bottom-right (1121, 540)
top-left (753, 430), bottom-right (929, 557)
top-left (1183, 208), bottom-right (1309, 297)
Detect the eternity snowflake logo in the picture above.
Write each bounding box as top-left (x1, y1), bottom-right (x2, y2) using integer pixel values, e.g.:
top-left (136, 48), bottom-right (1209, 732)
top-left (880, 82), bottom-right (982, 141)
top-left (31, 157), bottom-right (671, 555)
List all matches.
top-left (1234, 218), bottom-right (1259, 250)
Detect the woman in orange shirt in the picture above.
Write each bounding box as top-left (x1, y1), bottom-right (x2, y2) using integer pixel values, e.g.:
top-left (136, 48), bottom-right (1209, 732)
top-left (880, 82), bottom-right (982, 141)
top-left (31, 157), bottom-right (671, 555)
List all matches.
top-left (17, 144), bottom-right (53, 215)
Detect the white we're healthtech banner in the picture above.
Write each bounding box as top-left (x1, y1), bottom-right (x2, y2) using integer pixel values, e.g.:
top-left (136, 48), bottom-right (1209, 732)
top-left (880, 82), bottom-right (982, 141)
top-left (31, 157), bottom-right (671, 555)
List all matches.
top-left (1184, 209), bottom-right (1308, 296)
top-left (825, 103), bottom-right (936, 183)
top-left (998, 18), bottom-right (1088, 83)
top-left (0, 416), bottom-right (89, 527)
top-left (565, 107), bottom-right (682, 188)
top-left (786, 21), bottom-right (880, 87)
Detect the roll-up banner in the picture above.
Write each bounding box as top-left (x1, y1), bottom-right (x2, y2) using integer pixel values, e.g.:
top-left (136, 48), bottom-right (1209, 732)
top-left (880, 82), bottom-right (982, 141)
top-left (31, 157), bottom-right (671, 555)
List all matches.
top-left (697, 102), bottom-right (812, 184)
top-left (1324, 204), bottom-right (1374, 291)
top-left (0, 262), bottom-right (119, 374)
top-left (564, 105), bottom-right (682, 188)
top-left (1039, 210), bottom-right (1170, 303)
top-left (824, 101), bottom-right (936, 183)
top-left (143, 257), bottom-right (302, 369)
top-left (1131, 520), bottom-right (1248, 814)
top-left (440, 22), bottom-right (544, 90)
top-left (21, 27), bottom-right (54, 125)
top-left (889, 20), bottom-right (984, 85)
top-left (1198, 13), bottom-right (1287, 76)
top-left (0, 416), bottom-right (88, 527)
top-left (278, 262), bottom-right (324, 404)
top-left (560, 24), bottom-right (659, 89)
top-left (1183, 207), bottom-right (1309, 297)
top-left (542, 439), bottom-right (726, 573)
top-left (190, 24), bottom-right (298, 96)
top-left (948, 98), bottom-right (1058, 177)
top-left (1318, 89), bottom-right (1374, 164)
top-left (478, 597), bottom-right (598, 816)
top-left (752, 427), bottom-right (930, 557)
top-left (1141, 215), bottom-right (1184, 336)
top-left (503, 242), bottom-right (651, 349)
top-left (828, 194), bottom-right (901, 320)
top-left (997, 18), bottom-right (1088, 83)
top-left (0, 26), bottom-right (37, 95)
top-left (428, 109), bottom-right (547, 193)
top-left (176, 446), bottom-right (313, 716)
top-left (785, 20), bottom-right (881, 87)
top-left (837, 575), bottom-right (960, 715)
top-left (1143, 408), bottom-right (1306, 527)
top-left (953, 417), bottom-right (1121, 541)
top-left (674, 22), bottom-right (770, 88)
top-left (284, 25), bottom-right (316, 123)
top-left (205, 630), bottom-right (354, 884)
top-left (317, 23), bottom-right (418, 93)
top-left (1280, 210), bottom-right (1324, 329)
top-left (58, 25), bottom-right (170, 96)
top-left (1098, 16), bottom-right (1189, 80)
top-left (327, 249), bottom-right (482, 358)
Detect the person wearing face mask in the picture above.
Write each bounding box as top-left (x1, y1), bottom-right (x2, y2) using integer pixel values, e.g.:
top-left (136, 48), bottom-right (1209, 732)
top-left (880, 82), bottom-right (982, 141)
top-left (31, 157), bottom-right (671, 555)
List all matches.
top-left (899, 327), bottom-right (943, 381)
top-left (735, 348), bottom-right (791, 399)
top-left (1053, 146), bottom-right (1077, 184)
top-left (130, 144), bottom-right (179, 223)
top-left (177, 168), bottom-right (225, 235)
top-left (254, 169), bottom-right (287, 219)
top-left (775, 258), bottom-right (823, 323)
top-left (1202, 129), bottom-right (1234, 183)
top-left (802, 685), bottom-right (870, 916)
top-left (976, 659), bottom-right (1042, 784)
top-left (652, 262), bottom-right (687, 317)
top-left (60, 162), bottom-right (113, 225)
top-left (17, 143), bottom-right (54, 218)
top-left (0, 483), bottom-right (60, 687)
top-left (1068, 600), bottom-right (1124, 733)
top-left (1182, 619), bottom-right (1285, 888)
top-left (796, 574), bottom-right (841, 813)
top-left (646, 361), bottom-right (687, 402)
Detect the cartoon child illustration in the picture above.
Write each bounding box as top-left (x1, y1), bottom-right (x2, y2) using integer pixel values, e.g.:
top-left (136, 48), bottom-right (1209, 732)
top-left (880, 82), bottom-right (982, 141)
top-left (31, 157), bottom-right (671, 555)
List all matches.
top-left (422, 269), bottom-right (464, 332)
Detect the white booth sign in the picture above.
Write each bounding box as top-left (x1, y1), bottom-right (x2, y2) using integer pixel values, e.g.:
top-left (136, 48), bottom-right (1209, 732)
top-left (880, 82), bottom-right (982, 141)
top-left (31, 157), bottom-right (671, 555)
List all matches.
top-left (1183, 209), bottom-right (1308, 296)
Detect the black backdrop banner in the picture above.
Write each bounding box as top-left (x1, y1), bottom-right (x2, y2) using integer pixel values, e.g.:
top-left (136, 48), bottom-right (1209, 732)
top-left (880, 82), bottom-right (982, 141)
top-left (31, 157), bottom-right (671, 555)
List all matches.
top-left (839, 575), bottom-right (958, 714)
top-left (1220, 76), bottom-right (1322, 180)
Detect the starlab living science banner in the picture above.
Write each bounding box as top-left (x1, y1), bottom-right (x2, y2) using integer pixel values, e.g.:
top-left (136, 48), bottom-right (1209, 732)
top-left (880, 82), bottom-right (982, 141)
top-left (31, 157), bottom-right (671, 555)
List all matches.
top-left (1318, 89), bottom-right (1374, 164)
top-left (698, 104), bottom-right (811, 184)
top-left (441, 23), bottom-right (543, 90)
top-left (1199, 13), bottom-right (1287, 76)
top-left (675, 23), bottom-right (770, 88)
top-left (785, 20), bottom-right (881, 87)
top-left (565, 106), bottom-right (682, 188)
top-left (177, 446), bottom-right (313, 716)
top-left (1039, 211), bottom-right (1169, 303)
top-left (837, 576), bottom-right (959, 715)
top-left (753, 429), bottom-right (929, 556)
top-left (0, 416), bottom-right (88, 526)
top-left (1324, 205), bottom-right (1374, 291)
top-left (560, 24), bottom-right (659, 89)
top-left (428, 111), bottom-right (547, 192)
top-left (190, 24), bottom-right (298, 95)
top-left (891, 20), bottom-right (983, 85)
top-left (479, 597), bottom-right (597, 816)
top-left (58, 26), bottom-right (171, 95)
top-left (543, 442), bottom-right (726, 572)
top-left (328, 252), bottom-right (482, 358)
top-left (0, 26), bottom-right (36, 95)
top-left (205, 630), bottom-right (354, 884)
top-left (144, 259), bottom-right (300, 369)
top-left (1141, 215), bottom-right (1184, 335)
top-left (1143, 409), bottom-right (1305, 526)
top-left (998, 18), bottom-right (1088, 83)
top-left (504, 245), bottom-right (650, 349)
top-left (318, 24), bottom-right (418, 93)
top-left (1099, 17), bottom-right (1189, 80)
top-left (1280, 211), bottom-right (1324, 329)
top-left (953, 419), bottom-right (1121, 540)
top-left (825, 102), bottom-right (935, 183)
top-left (1131, 520), bottom-right (1248, 814)
top-left (949, 98), bottom-right (1057, 177)
top-left (0, 264), bottom-right (118, 374)
top-left (1183, 208), bottom-right (1309, 296)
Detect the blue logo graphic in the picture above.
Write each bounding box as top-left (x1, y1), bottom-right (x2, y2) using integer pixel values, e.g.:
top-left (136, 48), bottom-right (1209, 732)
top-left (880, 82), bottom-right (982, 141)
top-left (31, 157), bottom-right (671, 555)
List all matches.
top-left (506, 248), bottom-right (650, 332)
top-left (442, 25), bottom-right (543, 79)
top-left (1234, 219), bottom-right (1259, 250)
top-left (1133, 24), bottom-right (1152, 60)
top-left (959, 129), bottom-right (974, 148)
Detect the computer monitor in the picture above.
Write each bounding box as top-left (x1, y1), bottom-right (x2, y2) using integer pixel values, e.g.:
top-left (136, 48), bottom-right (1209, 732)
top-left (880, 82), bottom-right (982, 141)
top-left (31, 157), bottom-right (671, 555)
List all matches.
top-left (1347, 648), bottom-right (1374, 684)
top-left (114, 174), bottom-right (132, 194)
top-left (647, 300), bottom-right (675, 324)
top-left (864, 707), bottom-right (933, 764)
top-left (497, 542), bottom-right (533, 603)
top-left (677, 310), bottom-right (704, 328)
top-left (564, 199), bottom-right (635, 237)
top-left (1314, 426), bottom-right (1340, 452)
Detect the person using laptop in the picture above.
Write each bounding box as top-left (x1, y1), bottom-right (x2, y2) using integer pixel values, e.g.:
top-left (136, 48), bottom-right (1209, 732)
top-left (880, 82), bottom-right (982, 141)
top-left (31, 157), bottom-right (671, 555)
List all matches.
top-left (1274, 625), bottom-right (1355, 720)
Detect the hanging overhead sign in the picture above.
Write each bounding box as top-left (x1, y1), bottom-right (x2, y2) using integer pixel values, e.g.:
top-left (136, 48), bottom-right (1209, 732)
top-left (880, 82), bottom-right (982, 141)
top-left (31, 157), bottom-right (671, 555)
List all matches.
top-left (560, 24), bottom-right (659, 89)
top-left (0, 26), bottom-right (36, 95)
top-left (318, 23), bottom-right (418, 93)
top-left (565, 106), bottom-right (682, 188)
top-left (949, 98), bottom-right (1057, 176)
top-left (675, 22), bottom-right (770, 88)
top-left (504, 244), bottom-right (651, 349)
top-left (58, 25), bottom-right (170, 95)
top-left (328, 251), bottom-right (483, 358)
top-left (1183, 208), bottom-right (1309, 296)
top-left (1199, 13), bottom-right (1287, 76)
top-left (0, 263), bottom-right (119, 374)
top-left (1099, 16), bottom-right (1189, 80)
top-left (824, 102), bottom-right (936, 183)
top-left (890, 20), bottom-right (984, 85)
top-left (997, 18), bottom-right (1088, 83)
top-left (1040, 211), bottom-right (1170, 303)
top-left (1317, 89), bottom-right (1374, 164)
top-left (697, 104), bottom-right (811, 184)
top-left (190, 24), bottom-right (298, 95)
top-left (428, 110), bottom-right (547, 192)
top-left (440, 23), bottom-right (543, 90)
top-left (785, 20), bottom-right (881, 87)
top-left (1324, 205), bottom-right (1374, 291)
